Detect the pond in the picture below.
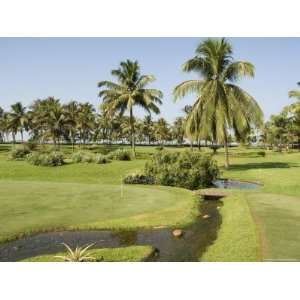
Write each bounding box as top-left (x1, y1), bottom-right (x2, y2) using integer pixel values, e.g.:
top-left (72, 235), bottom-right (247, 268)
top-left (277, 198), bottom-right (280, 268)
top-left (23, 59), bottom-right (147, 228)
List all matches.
top-left (0, 200), bottom-right (222, 262)
top-left (213, 179), bottom-right (261, 190)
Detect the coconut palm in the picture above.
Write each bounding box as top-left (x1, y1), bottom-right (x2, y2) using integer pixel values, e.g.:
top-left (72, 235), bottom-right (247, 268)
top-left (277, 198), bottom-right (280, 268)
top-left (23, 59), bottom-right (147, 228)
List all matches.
top-left (154, 118), bottom-right (170, 146)
top-left (0, 109), bottom-right (10, 143)
top-left (98, 59), bottom-right (163, 156)
top-left (8, 102), bottom-right (28, 143)
top-left (174, 38), bottom-right (263, 168)
top-left (63, 101), bottom-right (80, 151)
top-left (172, 117), bottom-right (185, 145)
top-left (288, 82), bottom-right (300, 100)
top-left (76, 102), bottom-right (95, 147)
top-left (142, 115), bottom-right (154, 144)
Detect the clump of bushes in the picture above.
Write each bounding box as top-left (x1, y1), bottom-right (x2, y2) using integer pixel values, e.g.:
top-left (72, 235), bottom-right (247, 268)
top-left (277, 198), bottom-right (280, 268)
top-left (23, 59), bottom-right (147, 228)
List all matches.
top-left (9, 146), bottom-right (30, 160)
top-left (71, 151), bottom-right (95, 163)
top-left (123, 172), bottom-right (154, 184)
top-left (107, 149), bottom-right (132, 161)
top-left (27, 151), bottom-right (64, 166)
top-left (140, 150), bottom-right (219, 190)
top-left (95, 154), bottom-right (110, 164)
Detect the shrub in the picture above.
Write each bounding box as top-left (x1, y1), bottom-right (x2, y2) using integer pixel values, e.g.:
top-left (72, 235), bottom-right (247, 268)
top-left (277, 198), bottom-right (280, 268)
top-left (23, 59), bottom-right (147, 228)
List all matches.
top-left (144, 150), bottom-right (219, 190)
top-left (95, 154), bottom-right (110, 164)
top-left (27, 151), bottom-right (64, 166)
top-left (107, 149), bottom-right (132, 161)
top-left (71, 151), bottom-right (95, 163)
top-left (9, 146), bottom-right (30, 160)
top-left (123, 172), bottom-right (154, 184)
top-left (257, 151), bottom-right (266, 157)
top-left (155, 146), bottom-right (164, 151)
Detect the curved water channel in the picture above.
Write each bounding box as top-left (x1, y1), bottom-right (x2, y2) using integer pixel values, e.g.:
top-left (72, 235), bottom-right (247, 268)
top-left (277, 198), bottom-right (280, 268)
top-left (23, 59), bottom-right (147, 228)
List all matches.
top-left (0, 179), bottom-right (260, 262)
top-left (0, 200), bottom-right (222, 262)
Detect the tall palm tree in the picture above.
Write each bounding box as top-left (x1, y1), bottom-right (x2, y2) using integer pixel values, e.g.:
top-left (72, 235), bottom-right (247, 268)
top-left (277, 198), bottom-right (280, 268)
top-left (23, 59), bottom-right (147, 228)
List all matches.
top-left (98, 59), bottom-right (163, 156)
top-left (172, 117), bottom-right (185, 145)
top-left (174, 38), bottom-right (263, 168)
top-left (142, 115), bottom-right (154, 144)
top-left (63, 101), bottom-right (80, 151)
top-left (8, 102), bottom-right (28, 143)
top-left (288, 82), bottom-right (300, 100)
top-left (76, 102), bottom-right (95, 147)
top-left (0, 107), bottom-right (4, 143)
top-left (154, 118), bottom-right (170, 146)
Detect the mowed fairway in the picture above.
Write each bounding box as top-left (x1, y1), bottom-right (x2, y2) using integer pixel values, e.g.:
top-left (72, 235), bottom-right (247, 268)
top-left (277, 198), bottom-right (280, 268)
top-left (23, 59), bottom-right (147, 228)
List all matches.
top-left (218, 149), bottom-right (300, 261)
top-left (0, 150), bottom-right (196, 243)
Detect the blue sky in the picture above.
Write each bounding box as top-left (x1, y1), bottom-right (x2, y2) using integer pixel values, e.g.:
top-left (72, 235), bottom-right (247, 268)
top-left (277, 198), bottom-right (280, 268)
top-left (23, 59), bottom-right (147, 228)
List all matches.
top-left (0, 37), bottom-right (300, 122)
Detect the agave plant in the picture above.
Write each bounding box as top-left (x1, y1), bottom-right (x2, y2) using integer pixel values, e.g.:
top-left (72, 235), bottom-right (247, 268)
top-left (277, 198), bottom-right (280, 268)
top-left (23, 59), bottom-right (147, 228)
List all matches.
top-left (55, 243), bottom-right (96, 262)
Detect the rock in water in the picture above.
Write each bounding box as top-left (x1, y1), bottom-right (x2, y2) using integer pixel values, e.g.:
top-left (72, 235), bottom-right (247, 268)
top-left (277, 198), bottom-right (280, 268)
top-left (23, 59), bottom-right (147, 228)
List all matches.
top-left (172, 229), bottom-right (183, 237)
top-left (202, 214), bottom-right (210, 219)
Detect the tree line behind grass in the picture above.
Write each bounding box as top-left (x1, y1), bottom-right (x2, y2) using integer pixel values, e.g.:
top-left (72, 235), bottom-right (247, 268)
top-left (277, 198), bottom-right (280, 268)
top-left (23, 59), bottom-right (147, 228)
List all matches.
top-left (0, 38), bottom-right (268, 168)
top-left (260, 82), bottom-right (300, 151)
top-left (0, 98), bottom-right (195, 149)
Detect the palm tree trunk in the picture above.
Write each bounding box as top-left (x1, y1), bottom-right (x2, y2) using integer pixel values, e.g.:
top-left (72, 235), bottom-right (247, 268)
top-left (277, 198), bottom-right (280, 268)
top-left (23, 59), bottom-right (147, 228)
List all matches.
top-left (130, 107), bottom-right (136, 157)
top-left (224, 130), bottom-right (229, 169)
top-left (20, 130), bottom-right (24, 143)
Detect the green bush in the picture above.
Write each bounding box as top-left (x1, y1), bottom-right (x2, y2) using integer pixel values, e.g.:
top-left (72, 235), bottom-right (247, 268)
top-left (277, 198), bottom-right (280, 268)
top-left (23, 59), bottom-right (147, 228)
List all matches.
top-left (27, 151), bottom-right (64, 166)
top-left (123, 172), bottom-right (154, 184)
top-left (71, 151), bottom-right (95, 163)
top-left (107, 149), bottom-right (132, 161)
top-left (9, 146), bottom-right (30, 160)
top-left (144, 150), bottom-right (219, 190)
top-left (95, 154), bottom-right (110, 164)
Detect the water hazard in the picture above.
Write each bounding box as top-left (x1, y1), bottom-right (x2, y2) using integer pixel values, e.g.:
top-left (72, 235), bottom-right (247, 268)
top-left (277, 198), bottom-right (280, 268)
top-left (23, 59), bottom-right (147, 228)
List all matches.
top-left (0, 200), bottom-right (222, 262)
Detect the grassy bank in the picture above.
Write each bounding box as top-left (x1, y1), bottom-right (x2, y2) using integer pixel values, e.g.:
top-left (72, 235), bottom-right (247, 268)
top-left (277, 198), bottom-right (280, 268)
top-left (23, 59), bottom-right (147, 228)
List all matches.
top-left (21, 245), bottom-right (155, 262)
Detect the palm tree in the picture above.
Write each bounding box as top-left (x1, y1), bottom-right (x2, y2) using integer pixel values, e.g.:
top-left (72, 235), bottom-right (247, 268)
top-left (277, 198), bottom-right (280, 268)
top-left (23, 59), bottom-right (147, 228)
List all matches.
top-left (63, 101), bottom-right (80, 151)
top-left (0, 107), bottom-right (4, 143)
top-left (98, 59), bottom-right (163, 156)
top-left (142, 115), bottom-right (154, 144)
top-left (174, 38), bottom-right (263, 168)
top-left (76, 102), bottom-right (95, 147)
top-left (288, 82), bottom-right (300, 100)
top-left (172, 117), bottom-right (185, 145)
top-left (8, 102), bottom-right (28, 144)
top-left (154, 118), bottom-right (170, 146)
top-left (28, 97), bottom-right (65, 148)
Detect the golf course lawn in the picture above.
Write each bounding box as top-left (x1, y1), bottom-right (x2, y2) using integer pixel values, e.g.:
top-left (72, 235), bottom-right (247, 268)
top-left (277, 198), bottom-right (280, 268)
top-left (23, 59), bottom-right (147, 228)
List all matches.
top-left (205, 148), bottom-right (300, 261)
top-left (1, 144), bottom-right (300, 261)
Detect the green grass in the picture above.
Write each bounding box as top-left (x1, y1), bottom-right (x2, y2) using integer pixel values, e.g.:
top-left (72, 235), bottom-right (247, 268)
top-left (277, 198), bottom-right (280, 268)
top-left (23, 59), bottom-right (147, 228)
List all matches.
top-left (1, 144), bottom-right (300, 261)
top-left (21, 245), bottom-right (155, 262)
top-left (202, 148), bottom-right (300, 261)
top-left (201, 191), bottom-right (258, 262)
top-left (0, 146), bottom-right (197, 244)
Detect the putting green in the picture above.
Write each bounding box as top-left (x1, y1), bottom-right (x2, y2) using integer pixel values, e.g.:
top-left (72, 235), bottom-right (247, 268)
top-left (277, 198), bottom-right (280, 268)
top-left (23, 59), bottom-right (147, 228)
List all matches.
top-left (0, 180), bottom-right (196, 243)
top-left (246, 192), bottom-right (300, 261)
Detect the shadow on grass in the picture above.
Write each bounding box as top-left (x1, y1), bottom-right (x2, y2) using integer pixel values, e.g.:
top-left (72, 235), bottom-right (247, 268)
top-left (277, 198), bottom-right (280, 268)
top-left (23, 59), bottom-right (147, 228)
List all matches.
top-left (228, 162), bottom-right (296, 171)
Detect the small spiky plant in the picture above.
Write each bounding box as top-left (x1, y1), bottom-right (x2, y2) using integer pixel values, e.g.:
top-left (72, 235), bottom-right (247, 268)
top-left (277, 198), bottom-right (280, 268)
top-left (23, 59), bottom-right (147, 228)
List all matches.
top-left (55, 243), bottom-right (96, 262)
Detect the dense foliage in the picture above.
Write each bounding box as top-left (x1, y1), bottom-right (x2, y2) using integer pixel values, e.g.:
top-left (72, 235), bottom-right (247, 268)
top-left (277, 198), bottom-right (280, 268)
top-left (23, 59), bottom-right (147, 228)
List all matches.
top-left (107, 149), bottom-right (132, 161)
top-left (27, 151), bottom-right (64, 166)
top-left (124, 150), bottom-right (219, 190)
top-left (9, 146), bottom-right (30, 160)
